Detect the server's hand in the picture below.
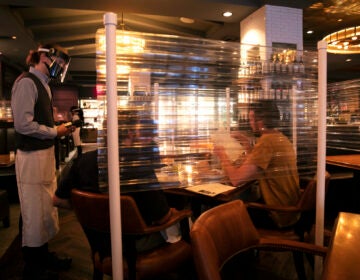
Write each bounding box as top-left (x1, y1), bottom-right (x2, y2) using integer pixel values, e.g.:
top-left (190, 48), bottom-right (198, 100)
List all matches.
top-left (57, 123), bottom-right (73, 137)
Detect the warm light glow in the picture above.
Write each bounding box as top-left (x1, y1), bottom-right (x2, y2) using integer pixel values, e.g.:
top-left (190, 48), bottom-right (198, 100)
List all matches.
top-left (97, 64), bottom-right (131, 75)
top-left (96, 29), bottom-right (145, 54)
top-left (242, 29), bottom-right (261, 45)
top-left (323, 26), bottom-right (360, 54)
top-left (180, 17), bottom-right (194, 24)
top-left (96, 29), bottom-right (146, 76)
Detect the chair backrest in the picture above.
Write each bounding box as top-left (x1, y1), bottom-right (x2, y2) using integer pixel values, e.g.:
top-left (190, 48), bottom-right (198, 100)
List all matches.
top-left (190, 200), bottom-right (260, 280)
top-left (71, 189), bottom-right (110, 232)
top-left (71, 189), bottom-right (150, 234)
top-left (297, 171), bottom-right (331, 211)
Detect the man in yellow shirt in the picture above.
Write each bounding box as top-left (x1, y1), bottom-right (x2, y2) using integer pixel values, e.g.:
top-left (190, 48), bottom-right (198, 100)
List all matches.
top-left (214, 100), bottom-right (300, 228)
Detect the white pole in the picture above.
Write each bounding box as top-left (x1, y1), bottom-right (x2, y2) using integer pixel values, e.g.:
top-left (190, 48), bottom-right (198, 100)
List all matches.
top-left (104, 12), bottom-right (123, 280)
top-left (315, 40), bottom-right (327, 280)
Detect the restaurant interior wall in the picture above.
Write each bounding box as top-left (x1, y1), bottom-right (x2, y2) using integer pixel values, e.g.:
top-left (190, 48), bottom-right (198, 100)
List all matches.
top-left (93, 30), bottom-right (318, 193)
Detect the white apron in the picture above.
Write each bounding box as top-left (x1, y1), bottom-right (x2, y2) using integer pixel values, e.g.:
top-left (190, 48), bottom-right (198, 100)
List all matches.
top-left (15, 146), bottom-right (59, 247)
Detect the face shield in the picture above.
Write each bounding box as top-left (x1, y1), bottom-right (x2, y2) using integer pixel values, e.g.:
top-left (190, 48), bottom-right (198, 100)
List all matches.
top-left (38, 47), bottom-right (71, 83)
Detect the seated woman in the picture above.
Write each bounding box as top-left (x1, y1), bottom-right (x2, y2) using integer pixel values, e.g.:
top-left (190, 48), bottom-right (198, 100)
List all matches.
top-left (54, 112), bottom-right (180, 250)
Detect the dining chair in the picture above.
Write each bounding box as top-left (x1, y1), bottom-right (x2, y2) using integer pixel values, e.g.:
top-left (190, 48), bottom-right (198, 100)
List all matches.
top-left (245, 171), bottom-right (331, 280)
top-left (71, 189), bottom-right (193, 280)
top-left (190, 200), bottom-right (327, 280)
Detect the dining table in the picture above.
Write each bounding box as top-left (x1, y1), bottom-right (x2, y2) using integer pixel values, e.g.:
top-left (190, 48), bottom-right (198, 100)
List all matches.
top-left (157, 162), bottom-right (255, 217)
top-left (323, 211), bottom-right (360, 279)
top-left (326, 154), bottom-right (360, 171)
top-left (0, 154), bottom-right (15, 167)
top-left (326, 154), bottom-right (360, 213)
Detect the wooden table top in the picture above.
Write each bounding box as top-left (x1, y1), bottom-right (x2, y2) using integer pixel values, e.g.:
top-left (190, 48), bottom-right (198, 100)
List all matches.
top-left (0, 154), bottom-right (15, 167)
top-left (326, 154), bottom-right (360, 170)
top-left (164, 180), bottom-right (254, 203)
top-left (322, 212), bottom-right (360, 279)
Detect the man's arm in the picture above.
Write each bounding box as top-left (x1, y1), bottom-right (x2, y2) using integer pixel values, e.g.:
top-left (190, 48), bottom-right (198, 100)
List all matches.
top-left (214, 145), bottom-right (259, 187)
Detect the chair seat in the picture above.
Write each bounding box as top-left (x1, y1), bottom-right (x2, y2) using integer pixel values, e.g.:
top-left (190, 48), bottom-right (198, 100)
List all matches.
top-left (94, 240), bottom-right (192, 279)
top-left (129, 239), bottom-right (192, 279)
top-left (257, 228), bottom-right (300, 241)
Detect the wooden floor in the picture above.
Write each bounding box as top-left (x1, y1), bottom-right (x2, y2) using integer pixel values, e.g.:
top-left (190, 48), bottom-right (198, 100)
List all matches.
top-left (0, 204), bottom-right (318, 280)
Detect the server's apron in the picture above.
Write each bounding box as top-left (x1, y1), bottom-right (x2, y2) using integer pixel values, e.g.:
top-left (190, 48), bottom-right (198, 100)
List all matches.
top-left (15, 146), bottom-right (59, 247)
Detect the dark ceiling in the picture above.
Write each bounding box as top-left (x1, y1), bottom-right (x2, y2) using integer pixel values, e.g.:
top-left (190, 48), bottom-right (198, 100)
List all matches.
top-left (0, 0), bottom-right (359, 88)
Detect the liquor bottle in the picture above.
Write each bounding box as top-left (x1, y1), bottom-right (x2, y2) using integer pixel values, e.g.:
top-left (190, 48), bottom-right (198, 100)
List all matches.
top-left (262, 57), bottom-right (269, 74)
top-left (269, 54), bottom-right (275, 73)
top-left (282, 82), bottom-right (290, 100)
top-left (287, 54), bottom-right (294, 74)
top-left (256, 56), bottom-right (262, 74)
top-left (293, 55), bottom-right (299, 73)
top-left (275, 54), bottom-right (281, 73)
top-left (270, 81), bottom-right (276, 99)
top-left (299, 56), bottom-right (305, 74)
top-left (281, 54), bottom-right (288, 73)
top-left (275, 81), bottom-right (282, 100)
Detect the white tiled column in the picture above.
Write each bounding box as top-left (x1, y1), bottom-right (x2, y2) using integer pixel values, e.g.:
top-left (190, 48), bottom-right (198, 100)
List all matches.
top-left (240, 5), bottom-right (303, 59)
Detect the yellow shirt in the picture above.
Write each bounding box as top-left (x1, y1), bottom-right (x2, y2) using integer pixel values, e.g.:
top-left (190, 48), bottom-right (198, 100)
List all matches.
top-left (248, 132), bottom-right (300, 227)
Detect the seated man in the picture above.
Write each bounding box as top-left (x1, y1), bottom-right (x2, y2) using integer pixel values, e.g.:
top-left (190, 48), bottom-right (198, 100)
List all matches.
top-left (214, 100), bottom-right (301, 229)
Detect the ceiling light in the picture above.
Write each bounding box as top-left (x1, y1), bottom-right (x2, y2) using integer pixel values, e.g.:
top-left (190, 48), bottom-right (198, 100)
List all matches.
top-left (307, 30), bottom-right (314, 34)
top-left (180, 17), bottom-right (194, 24)
top-left (222, 11), bottom-right (232, 17)
top-left (346, 58), bottom-right (352, 62)
top-left (323, 26), bottom-right (360, 54)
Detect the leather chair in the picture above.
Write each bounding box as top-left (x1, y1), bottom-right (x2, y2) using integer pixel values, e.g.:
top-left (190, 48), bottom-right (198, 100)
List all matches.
top-left (245, 171), bottom-right (331, 280)
top-left (190, 200), bottom-right (327, 280)
top-left (246, 172), bottom-right (331, 241)
top-left (71, 189), bottom-right (193, 280)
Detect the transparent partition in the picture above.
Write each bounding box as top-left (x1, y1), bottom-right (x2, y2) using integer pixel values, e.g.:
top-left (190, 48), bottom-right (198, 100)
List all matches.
top-left (94, 29), bottom-right (318, 193)
top-left (327, 79), bottom-right (360, 154)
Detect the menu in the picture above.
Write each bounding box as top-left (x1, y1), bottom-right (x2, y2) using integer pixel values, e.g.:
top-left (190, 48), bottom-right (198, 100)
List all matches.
top-left (186, 183), bottom-right (235, 197)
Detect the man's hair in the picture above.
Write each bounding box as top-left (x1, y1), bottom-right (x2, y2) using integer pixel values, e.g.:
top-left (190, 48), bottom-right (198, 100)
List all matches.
top-left (26, 43), bottom-right (68, 67)
top-left (249, 99), bottom-right (280, 129)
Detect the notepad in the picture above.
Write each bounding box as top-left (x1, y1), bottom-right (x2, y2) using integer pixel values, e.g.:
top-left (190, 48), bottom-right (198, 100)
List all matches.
top-left (186, 183), bottom-right (235, 197)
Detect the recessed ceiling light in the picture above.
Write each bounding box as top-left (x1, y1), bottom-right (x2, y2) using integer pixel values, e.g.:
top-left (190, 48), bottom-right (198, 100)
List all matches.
top-left (223, 11), bottom-right (232, 17)
top-left (307, 30), bottom-right (314, 34)
top-left (346, 58), bottom-right (352, 62)
top-left (338, 19), bottom-right (343, 22)
top-left (180, 17), bottom-right (194, 24)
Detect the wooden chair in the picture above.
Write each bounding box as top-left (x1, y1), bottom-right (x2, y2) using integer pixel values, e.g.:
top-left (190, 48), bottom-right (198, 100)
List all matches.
top-left (71, 189), bottom-right (193, 280)
top-left (190, 200), bottom-right (328, 280)
top-left (246, 172), bottom-right (331, 240)
top-left (245, 171), bottom-right (331, 279)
